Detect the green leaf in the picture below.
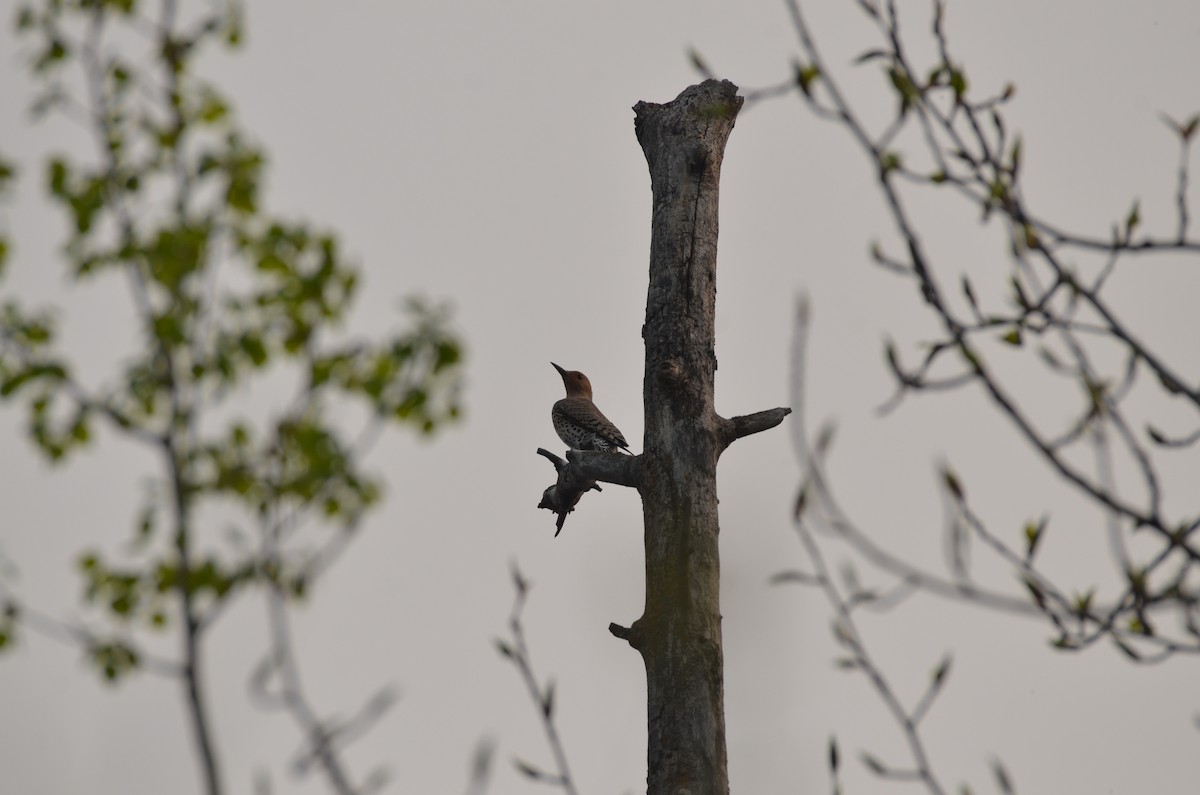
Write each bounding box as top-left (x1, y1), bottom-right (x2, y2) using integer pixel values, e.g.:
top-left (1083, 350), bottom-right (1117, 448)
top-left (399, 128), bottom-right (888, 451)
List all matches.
top-left (1000, 327), bottom-right (1022, 346)
top-left (887, 66), bottom-right (920, 112)
top-left (152, 312), bottom-right (186, 347)
top-left (147, 225), bottom-right (208, 290)
top-left (1130, 615), bottom-right (1153, 635)
top-left (931, 654), bottom-right (952, 686)
top-left (793, 61), bottom-right (820, 98)
top-left (47, 157), bottom-right (69, 197)
top-left (256, 252), bottom-right (288, 274)
top-left (1072, 589), bottom-right (1094, 618)
top-left (198, 90), bottom-right (228, 124)
top-left (224, 3), bottom-right (244, 47)
top-left (1126, 566), bottom-right (1147, 598)
top-left (15, 5), bottom-right (35, 31)
top-left (990, 177), bottom-right (1008, 202)
top-left (238, 332), bottom-right (267, 366)
top-left (1, 600), bottom-right (21, 651)
top-left (89, 640), bottom-right (140, 682)
top-left (34, 37), bottom-right (70, 73)
top-left (1124, 200), bottom-right (1140, 238)
top-left (1021, 223), bottom-right (1040, 250)
top-left (0, 372), bottom-right (27, 398)
top-left (1023, 517), bottom-right (1046, 558)
top-left (948, 67), bottom-right (968, 100)
top-left (0, 157), bottom-right (15, 188)
top-left (941, 465), bottom-right (964, 500)
top-left (223, 140), bottom-right (263, 213)
top-left (70, 413), bottom-right (90, 443)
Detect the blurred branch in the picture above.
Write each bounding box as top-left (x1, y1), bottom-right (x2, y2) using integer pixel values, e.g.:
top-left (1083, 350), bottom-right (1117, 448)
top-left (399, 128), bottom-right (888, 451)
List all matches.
top-left (496, 563), bottom-right (580, 795)
top-left (5, 3), bottom-right (464, 795)
top-left (780, 0), bottom-right (1200, 659)
top-left (786, 298), bottom-right (1042, 615)
top-left (248, 508), bottom-right (396, 795)
top-left (775, 2), bottom-right (1200, 788)
top-left (793, 504), bottom-right (956, 795)
top-left (0, 582), bottom-right (183, 678)
top-left (787, 300), bottom-right (1015, 793)
top-left (461, 737), bottom-right (496, 795)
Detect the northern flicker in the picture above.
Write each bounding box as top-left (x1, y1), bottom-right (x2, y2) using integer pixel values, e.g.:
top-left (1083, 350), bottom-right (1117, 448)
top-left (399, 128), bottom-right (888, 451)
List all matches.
top-left (551, 362), bottom-right (630, 453)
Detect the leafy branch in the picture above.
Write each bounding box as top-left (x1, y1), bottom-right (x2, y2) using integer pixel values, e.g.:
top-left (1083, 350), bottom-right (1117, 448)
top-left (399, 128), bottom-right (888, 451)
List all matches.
top-left (0, 2), bottom-right (464, 793)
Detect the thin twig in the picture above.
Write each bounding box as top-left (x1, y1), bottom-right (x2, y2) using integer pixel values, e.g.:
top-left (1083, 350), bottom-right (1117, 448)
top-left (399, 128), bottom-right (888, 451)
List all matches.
top-left (496, 563), bottom-right (580, 795)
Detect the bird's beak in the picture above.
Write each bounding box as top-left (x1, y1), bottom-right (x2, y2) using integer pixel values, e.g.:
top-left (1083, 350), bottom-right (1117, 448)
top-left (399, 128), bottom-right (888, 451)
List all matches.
top-left (551, 362), bottom-right (567, 376)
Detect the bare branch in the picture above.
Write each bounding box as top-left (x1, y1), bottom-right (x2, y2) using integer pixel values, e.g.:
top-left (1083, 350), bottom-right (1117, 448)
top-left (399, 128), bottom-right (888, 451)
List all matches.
top-left (720, 407), bottom-right (792, 447)
top-left (496, 564), bottom-right (580, 795)
top-left (784, 0), bottom-right (1200, 669)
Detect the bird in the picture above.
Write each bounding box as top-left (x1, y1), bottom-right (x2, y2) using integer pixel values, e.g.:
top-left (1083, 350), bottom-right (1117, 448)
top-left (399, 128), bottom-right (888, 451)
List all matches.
top-left (550, 362), bottom-right (630, 453)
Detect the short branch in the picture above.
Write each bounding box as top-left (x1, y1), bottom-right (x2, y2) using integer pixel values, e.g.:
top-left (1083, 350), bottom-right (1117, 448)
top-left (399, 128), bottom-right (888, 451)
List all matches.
top-left (721, 407), bottom-right (792, 448)
top-left (536, 449), bottom-right (641, 536)
top-left (607, 620), bottom-right (645, 651)
top-left (565, 449), bottom-right (643, 487)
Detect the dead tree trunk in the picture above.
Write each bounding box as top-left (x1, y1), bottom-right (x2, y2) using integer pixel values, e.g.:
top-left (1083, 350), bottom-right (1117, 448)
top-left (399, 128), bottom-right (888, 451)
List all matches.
top-left (538, 78), bottom-right (789, 793)
top-left (607, 79), bottom-right (790, 795)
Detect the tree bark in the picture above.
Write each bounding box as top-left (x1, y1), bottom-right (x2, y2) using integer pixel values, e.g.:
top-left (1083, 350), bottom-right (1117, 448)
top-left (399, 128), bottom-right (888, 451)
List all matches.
top-left (628, 79), bottom-right (741, 795)
top-left (533, 78), bottom-right (790, 790)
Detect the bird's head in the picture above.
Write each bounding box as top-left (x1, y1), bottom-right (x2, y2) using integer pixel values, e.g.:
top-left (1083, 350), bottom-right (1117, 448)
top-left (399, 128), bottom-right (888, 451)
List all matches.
top-left (551, 362), bottom-right (594, 399)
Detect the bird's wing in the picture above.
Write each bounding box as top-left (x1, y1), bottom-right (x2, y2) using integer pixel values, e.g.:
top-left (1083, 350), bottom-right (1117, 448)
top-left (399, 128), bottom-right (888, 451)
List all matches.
top-left (555, 398), bottom-right (629, 449)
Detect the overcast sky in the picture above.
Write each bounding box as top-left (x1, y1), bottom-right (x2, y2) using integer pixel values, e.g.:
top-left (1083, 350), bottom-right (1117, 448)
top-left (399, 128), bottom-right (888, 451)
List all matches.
top-left (1, 1), bottom-right (1199, 793)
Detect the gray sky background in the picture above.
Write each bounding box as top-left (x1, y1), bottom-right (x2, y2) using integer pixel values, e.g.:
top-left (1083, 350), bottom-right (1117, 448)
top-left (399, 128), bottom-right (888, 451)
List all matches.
top-left (1, 1), bottom-right (1198, 793)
